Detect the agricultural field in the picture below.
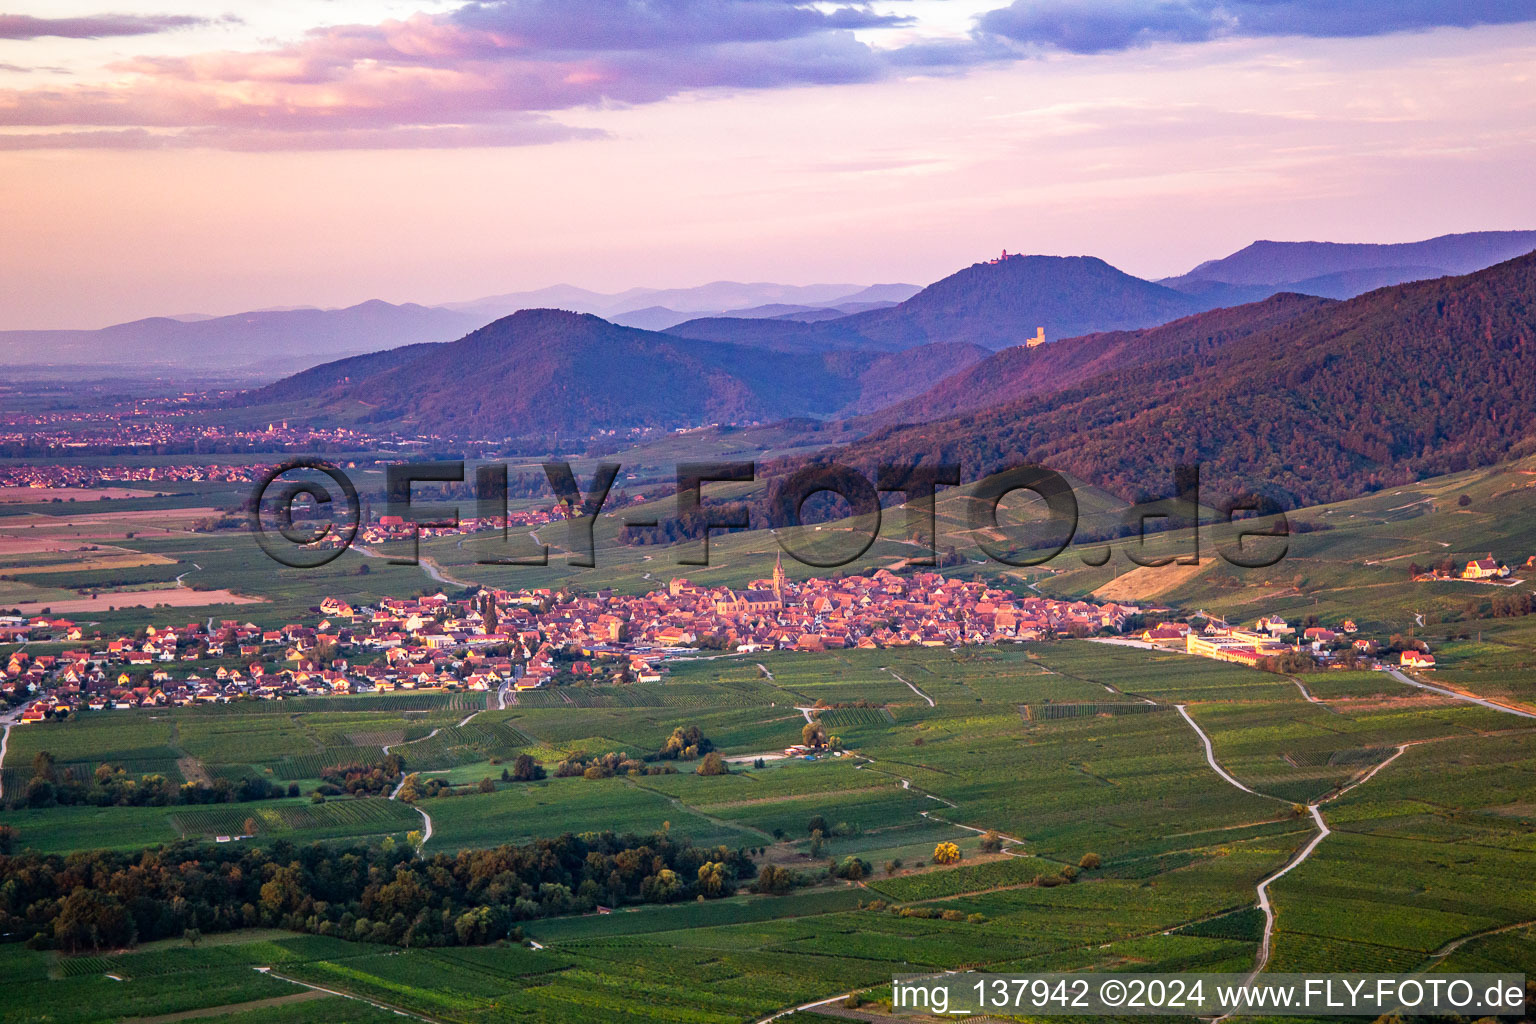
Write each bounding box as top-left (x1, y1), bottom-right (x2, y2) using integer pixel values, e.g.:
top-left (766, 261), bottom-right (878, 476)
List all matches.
top-left (7, 636), bottom-right (1533, 1023)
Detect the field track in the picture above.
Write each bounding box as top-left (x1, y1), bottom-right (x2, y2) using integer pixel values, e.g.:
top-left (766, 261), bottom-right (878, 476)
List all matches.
top-left (1388, 667), bottom-right (1536, 718)
top-left (255, 967), bottom-right (442, 1024)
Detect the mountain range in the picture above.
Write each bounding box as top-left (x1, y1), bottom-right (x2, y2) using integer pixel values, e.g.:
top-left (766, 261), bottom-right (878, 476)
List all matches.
top-left (814, 248), bottom-right (1536, 508)
top-left (1160, 229), bottom-right (1536, 301)
top-left (237, 310), bottom-right (989, 436)
top-left (3, 230), bottom-right (1530, 378)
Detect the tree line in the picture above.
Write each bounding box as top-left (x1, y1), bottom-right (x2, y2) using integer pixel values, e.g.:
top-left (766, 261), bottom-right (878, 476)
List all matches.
top-left (1, 830), bottom-right (757, 953)
top-left (11, 752), bottom-right (294, 810)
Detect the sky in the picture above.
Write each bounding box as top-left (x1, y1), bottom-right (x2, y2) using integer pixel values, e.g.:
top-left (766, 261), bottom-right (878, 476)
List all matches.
top-left (2, 0), bottom-right (1534, 329)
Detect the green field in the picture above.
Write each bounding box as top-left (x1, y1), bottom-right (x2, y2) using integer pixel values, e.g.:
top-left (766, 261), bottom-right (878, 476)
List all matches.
top-left (6, 452), bottom-right (1536, 1021)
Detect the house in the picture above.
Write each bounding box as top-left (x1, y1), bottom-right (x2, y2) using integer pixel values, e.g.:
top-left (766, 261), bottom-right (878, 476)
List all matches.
top-left (1256, 615), bottom-right (1294, 637)
top-left (1463, 555), bottom-right (1509, 580)
top-left (1400, 650), bottom-right (1436, 668)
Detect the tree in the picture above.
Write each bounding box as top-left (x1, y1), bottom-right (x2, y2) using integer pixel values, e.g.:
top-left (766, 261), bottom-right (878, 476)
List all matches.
top-left (807, 814), bottom-right (827, 835)
top-left (510, 753), bottom-right (545, 782)
top-left (932, 842), bottom-right (961, 865)
top-left (752, 863), bottom-right (794, 895)
top-left (979, 830), bottom-right (1004, 853)
top-left (1458, 493), bottom-right (1472, 507)
top-left (801, 719), bottom-right (828, 749)
top-left (406, 829), bottom-right (425, 855)
top-left (397, 773), bottom-right (423, 803)
top-left (0, 824), bottom-right (15, 854)
top-left (1079, 852), bottom-right (1102, 870)
top-left (183, 927), bottom-right (202, 946)
top-left (243, 817), bottom-right (259, 836)
top-left (836, 856), bottom-right (867, 881)
top-left (31, 750), bottom-right (56, 784)
top-left (695, 752), bottom-right (728, 776)
top-left (658, 725), bottom-right (713, 761)
top-left (696, 861), bottom-right (727, 896)
top-left (478, 776), bottom-right (496, 793)
top-left (54, 889), bottom-right (134, 952)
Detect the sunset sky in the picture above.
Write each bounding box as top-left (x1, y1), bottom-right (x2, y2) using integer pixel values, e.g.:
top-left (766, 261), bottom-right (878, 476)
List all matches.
top-left (3, 0), bottom-right (1534, 329)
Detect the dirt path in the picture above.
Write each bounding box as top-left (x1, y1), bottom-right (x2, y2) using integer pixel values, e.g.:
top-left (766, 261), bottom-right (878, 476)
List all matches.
top-left (413, 805), bottom-right (433, 846)
top-left (122, 989), bottom-right (329, 1023)
top-left (883, 667), bottom-right (934, 707)
top-left (0, 721), bottom-right (12, 801)
top-left (384, 727), bottom-right (439, 757)
top-left (1289, 675), bottom-right (1323, 705)
top-left (1422, 918), bottom-right (1536, 965)
top-left (254, 967), bottom-right (443, 1023)
top-left (1388, 668), bottom-right (1536, 719)
top-left (1176, 702), bottom-right (1424, 991)
top-left (1175, 705), bottom-right (1266, 798)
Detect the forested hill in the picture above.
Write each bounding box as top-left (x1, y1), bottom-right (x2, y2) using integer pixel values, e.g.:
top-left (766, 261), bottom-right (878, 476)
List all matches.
top-left (669, 254), bottom-right (1212, 353)
top-left (236, 309), bottom-right (988, 436)
top-left (860, 292), bottom-right (1335, 429)
top-left (818, 249), bottom-right (1536, 509)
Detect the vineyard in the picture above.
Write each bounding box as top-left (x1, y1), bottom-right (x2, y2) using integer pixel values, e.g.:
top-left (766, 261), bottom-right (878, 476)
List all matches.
top-left (816, 707), bottom-right (895, 728)
top-left (1024, 701), bottom-right (1169, 720)
top-left (169, 796), bottom-right (418, 838)
top-left (4, 636), bottom-right (1536, 1021)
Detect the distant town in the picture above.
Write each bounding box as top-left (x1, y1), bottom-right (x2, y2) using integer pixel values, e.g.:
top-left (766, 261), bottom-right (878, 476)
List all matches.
top-left (4, 551), bottom-right (1487, 722)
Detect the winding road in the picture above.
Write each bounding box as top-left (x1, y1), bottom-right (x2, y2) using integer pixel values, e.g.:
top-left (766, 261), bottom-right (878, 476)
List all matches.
top-left (1175, 705), bottom-right (1262, 797)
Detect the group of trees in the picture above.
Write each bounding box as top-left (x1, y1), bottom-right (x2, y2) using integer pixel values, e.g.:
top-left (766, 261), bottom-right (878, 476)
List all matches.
top-left (657, 725), bottom-right (714, 761)
top-left (800, 719), bottom-right (841, 751)
top-left (319, 756), bottom-right (405, 797)
top-left (13, 753), bottom-right (294, 811)
top-left (1, 830), bottom-right (758, 953)
top-left (500, 753), bottom-right (546, 782)
top-left (553, 751), bottom-right (678, 780)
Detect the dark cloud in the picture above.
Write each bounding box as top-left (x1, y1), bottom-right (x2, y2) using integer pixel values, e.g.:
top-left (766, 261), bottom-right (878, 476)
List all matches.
top-left (976, 0), bottom-right (1536, 54)
top-left (0, 13), bottom-right (215, 40)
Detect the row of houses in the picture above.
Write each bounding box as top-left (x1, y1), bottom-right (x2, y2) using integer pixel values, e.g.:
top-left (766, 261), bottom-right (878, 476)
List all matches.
top-left (5, 564), bottom-right (1139, 713)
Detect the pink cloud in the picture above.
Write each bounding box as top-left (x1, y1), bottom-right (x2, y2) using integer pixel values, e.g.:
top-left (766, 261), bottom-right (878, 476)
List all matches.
top-left (0, 2), bottom-right (915, 149)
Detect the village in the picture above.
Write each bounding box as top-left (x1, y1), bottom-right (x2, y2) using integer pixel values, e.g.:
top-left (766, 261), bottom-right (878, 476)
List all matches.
top-left (1, 550), bottom-right (1431, 723)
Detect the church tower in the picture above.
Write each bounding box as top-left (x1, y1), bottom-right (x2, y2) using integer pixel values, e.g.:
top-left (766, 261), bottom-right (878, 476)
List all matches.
top-left (772, 551), bottom-right (787, 601)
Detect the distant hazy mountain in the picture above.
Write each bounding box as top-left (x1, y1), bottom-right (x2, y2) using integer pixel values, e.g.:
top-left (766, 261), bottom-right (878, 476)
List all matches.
top-left (672, 254), bottom-right (1211, 352)
top-left (238, 309), bottom-right (988, 437)
top-left (0, 281), bottom-right (921, 374)
top-left (444, 280), bottom-right (917, 324)
top-left (1162, 230), bottom-right (1536, 296)
top-left (0, 300), bottom-right (483, 372)
top-left (610, 298), bottom-right (901, 331)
